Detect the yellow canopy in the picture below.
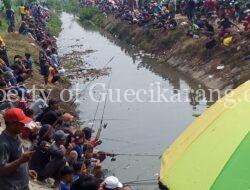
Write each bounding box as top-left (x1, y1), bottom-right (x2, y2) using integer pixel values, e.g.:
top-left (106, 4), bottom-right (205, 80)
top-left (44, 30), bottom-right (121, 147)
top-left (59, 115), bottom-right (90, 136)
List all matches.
top-left (160, 81), bottom-right (250, 190)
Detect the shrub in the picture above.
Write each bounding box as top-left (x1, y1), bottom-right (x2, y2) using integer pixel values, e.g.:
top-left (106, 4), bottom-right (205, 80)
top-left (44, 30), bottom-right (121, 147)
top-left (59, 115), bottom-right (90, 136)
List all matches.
top-left (48, 10), bottom-right (62, 36)
top-left (79, 7), bottom-right (99, 21)
top-left (79, 7), bottom-right (105, 26)
top-left (3, 0), bottom-right (11, 9)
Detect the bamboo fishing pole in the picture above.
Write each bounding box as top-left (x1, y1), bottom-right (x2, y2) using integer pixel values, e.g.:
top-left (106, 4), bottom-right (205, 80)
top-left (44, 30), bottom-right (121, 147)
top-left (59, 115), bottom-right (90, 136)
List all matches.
top-left (91, 95), bottom-right (102, 129)
top-left (95, 69), bottom-right (113, 141)
top-left (104, 152), bottom-right (161, 158)
top-left (123, 178), bottom-right (158, 185)
top-left (112, 153), bottom-right (161, 157)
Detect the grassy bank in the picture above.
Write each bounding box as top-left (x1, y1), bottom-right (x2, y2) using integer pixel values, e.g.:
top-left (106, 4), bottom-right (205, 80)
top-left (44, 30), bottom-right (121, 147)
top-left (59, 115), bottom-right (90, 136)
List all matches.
top-left (0, 18), bottom-right (8, 33)
top-left (1, 33), bottom-right (40, 81)
top-left (62, 0), bottom-right (106, 27)
top-left (62, 0), bottom-right (81, 14)
top-left (47, 0), bottom-right (63, 37)
top-left (48, 10), bottom-right (62, 37)
top-left (2, 32), bottom-right (77, 119)
top-left (0, 8), bottom-right (76, 117)
top-left (78, 7), bottom-right (105, 26)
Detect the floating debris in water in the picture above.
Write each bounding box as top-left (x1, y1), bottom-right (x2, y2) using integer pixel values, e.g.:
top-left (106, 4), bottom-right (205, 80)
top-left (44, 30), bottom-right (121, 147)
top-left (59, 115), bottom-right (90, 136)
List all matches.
top-left (60, 50), bottom-right (111, 80)
top-left (192, 113), bottom-right (201, 117)
top-left (123, 164), bottom-right (131, 170)
top-left (154, 173), bottom-right (159, 177)
top-left (69, 44), bottom-right (84, 48)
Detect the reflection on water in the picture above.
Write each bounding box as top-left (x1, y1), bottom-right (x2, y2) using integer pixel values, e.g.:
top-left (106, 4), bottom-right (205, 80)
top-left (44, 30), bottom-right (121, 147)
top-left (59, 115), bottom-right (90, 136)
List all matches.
top-left (57, 12), bottom-right (213, 190)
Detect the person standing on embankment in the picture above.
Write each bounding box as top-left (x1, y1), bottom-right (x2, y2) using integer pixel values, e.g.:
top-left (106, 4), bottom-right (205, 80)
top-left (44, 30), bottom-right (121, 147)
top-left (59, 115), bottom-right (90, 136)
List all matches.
top-left (0, 108), bottom-right (37, 190)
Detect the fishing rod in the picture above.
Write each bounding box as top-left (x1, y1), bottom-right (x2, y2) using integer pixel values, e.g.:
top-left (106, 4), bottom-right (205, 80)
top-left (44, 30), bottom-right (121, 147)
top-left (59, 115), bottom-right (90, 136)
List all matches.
top-left (95, 70), bottom-right (113, 141)
top-left (113, 153), bottom-right (161, 157)
top-left (87, 118), bottom-right (127, 121)
top-left (101, 137), bottom-right (136, 144)
top-left (91, 95), bottom-right (102, 129)
top-left (123, 178), bottom-right (158, 185)
top-left (100, 70), bottom-right (112, 127)
top-left (104, 152), bottom-right (161, 158)
top-left (125, 182), bottom-right (158, 186)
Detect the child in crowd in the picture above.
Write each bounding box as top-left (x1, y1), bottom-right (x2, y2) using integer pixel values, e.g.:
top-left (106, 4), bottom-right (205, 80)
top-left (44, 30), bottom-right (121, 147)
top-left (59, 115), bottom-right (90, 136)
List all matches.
top-left (73, 162), bottom-right (82, 182)
top-left (73, 129), bottom-right (85, 159)
top-left (72, 161), bottom-right (88, 182)
top-left (58, 166), bottom-right (74, 190)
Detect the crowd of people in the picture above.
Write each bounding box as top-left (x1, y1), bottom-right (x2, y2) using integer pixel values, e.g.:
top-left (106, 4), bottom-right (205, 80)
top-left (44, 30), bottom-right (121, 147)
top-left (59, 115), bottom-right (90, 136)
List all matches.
top-left (4, 2), bottom-right (61, 85)
top-left (0, 1), bottom-right (129, 190)
top-left (83, 0), bottom-right (250, 47)
top-left (1, 0), bottom-right (249, 189)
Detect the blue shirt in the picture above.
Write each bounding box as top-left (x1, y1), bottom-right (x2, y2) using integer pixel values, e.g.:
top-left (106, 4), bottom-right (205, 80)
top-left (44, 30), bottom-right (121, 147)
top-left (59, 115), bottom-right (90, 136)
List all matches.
top-left (58, 181), bottom-right (71, 190)
top-left (74, 144), bottom-right (84, 159)
top-left (51, 54), bottom-right (59, 68)
top-left (73, 174), bottom-right (79, 182)
top-left (25, 58), bottom-right (33, 70)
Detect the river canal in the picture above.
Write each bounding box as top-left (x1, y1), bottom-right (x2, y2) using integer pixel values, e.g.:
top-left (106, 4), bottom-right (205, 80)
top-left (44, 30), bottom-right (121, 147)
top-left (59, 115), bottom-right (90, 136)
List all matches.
top-left (57, 12), bottom-right (210, 189)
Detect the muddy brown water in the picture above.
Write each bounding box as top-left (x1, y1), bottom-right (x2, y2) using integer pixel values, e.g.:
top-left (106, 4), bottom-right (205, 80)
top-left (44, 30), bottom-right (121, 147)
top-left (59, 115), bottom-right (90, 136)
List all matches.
top-left (57, 12), bottom-right (212, 189)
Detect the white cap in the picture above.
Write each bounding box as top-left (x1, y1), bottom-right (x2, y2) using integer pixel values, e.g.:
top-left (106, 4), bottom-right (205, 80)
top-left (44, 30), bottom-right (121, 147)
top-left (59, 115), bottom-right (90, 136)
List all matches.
top-left (104, 176), bottom-right (123, 189)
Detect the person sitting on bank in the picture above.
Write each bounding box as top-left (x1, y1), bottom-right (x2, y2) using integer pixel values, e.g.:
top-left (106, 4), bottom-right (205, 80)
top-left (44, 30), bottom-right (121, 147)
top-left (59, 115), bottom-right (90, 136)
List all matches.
top-left (71, 175), bottom-right (101, 190)
top-left (58, 166), bottom-right (74, 190)
top-left (102, 176), bottom-right (123, 190)
top-left (0, 36), bottom-right (9, 66)
top-left (42, 130), bottom-right (69, 187)
top-left (38, 99), bottom-right (60, 126)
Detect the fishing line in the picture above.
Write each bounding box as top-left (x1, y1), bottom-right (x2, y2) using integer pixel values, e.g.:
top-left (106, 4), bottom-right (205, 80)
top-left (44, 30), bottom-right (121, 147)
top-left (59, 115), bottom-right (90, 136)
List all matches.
top-left (69, 56), bottom-right (114, 106)
top-left (111, 153), bottom-right (161, 157)
top-left (99, 69), bottom-right (112, 127)
top-left (123, 178), bottom-right (158, 185)
top-left (126, 182), bottom-right (157, 186)
top-left (91, 95), bottom-right (102, 129)
top-left (87, 118), bottom-right (127, 121)
top-left (101, 137), bottom-right (137, 145)
top-left (92, 69), bottom-right (113, 140)
top-left (89, 59), bottom-right (114, 141)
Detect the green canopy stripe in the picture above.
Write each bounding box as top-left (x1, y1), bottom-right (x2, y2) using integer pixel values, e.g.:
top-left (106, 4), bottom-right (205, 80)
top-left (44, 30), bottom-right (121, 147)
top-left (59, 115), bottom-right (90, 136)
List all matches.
top-left (211, 132), bottom-right (250, 190)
